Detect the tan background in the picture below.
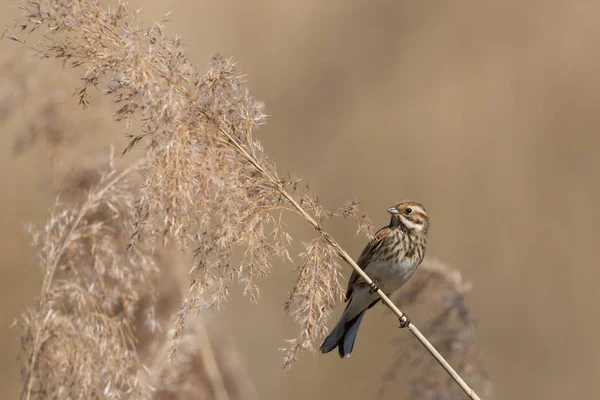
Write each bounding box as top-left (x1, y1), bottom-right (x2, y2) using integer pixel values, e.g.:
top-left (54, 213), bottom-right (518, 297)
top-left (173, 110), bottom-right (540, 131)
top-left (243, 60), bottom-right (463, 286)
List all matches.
top-left (1, 1), bottom-right (599, 399)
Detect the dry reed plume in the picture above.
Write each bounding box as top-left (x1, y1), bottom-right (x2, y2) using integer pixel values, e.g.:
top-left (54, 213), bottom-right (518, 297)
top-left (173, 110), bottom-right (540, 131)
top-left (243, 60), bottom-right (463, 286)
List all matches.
top-left (6, 0), bottom-right (492, 398)
top-left (21, 153), bottom-right (157, 398)
top-left (18, 144), bottom-right (256, 400)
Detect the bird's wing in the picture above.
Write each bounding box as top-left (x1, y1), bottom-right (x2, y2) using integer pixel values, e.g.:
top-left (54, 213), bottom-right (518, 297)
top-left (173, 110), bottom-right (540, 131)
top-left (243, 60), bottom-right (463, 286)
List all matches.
top-left (344, 226), bottom-right (389, 301)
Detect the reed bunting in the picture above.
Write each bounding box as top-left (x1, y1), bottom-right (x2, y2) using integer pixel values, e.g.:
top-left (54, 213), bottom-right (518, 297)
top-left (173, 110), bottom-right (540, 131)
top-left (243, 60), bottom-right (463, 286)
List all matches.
top-left (320, 201), bottom-right (430, 358)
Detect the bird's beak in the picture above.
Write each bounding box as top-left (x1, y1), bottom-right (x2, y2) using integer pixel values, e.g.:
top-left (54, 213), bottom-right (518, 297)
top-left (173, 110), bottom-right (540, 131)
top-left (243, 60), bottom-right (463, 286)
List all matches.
top-left (387, 206), bottom-right (400, 214)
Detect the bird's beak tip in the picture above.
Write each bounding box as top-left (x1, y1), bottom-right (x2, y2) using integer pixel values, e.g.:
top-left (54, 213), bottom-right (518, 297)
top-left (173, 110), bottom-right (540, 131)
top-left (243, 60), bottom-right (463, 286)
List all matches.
top-left (387, 206), bottom-right (399, 214)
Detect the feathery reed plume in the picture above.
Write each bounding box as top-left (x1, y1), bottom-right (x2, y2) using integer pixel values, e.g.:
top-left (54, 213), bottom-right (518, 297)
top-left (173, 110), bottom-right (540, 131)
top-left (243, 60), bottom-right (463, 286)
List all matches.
top-left (10, 0), bottom-right (356, 363)
top-left (15, 141), bottom-right (255, 400)
top-left (21, 151), bottom-right (158, 399)
top-left (3, 39), bottom-right (262, 400)
top-left (283, 238), bottom-right (344, 365)
top-left (10, 1), bottom-right (487, 398)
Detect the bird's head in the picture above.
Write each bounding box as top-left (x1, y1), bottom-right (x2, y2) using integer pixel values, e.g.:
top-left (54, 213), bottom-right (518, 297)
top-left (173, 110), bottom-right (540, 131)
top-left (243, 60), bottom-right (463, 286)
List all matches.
top-left (387, 201), bottom-right (429, 233)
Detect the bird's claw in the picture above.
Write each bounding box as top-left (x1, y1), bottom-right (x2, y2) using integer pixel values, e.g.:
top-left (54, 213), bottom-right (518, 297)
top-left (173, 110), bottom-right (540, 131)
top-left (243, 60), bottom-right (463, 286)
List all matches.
top-left (369, 280), bottom-right (380, 295)
top-left (399, 315), bottom-right (411, 328)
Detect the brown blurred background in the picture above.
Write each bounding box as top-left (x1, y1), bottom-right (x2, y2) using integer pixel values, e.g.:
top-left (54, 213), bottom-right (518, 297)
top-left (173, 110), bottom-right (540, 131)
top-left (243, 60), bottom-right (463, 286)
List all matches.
top-left (1, 0), bottom-right (599, 399)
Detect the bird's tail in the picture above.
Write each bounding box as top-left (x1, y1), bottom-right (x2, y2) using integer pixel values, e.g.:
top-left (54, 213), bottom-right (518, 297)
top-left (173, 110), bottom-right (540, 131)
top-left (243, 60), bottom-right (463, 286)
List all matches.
top-left (320, 304), bottom-right (366, 358)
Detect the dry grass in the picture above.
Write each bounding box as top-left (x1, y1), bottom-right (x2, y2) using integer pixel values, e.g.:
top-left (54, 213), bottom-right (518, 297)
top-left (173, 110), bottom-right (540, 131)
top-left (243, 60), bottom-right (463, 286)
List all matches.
top-left (1, 52), bottom-right (256, 399)
top-left (6, 0), bottom-right (492, 399)
top-left (21, 151), bottom-right (157, 398)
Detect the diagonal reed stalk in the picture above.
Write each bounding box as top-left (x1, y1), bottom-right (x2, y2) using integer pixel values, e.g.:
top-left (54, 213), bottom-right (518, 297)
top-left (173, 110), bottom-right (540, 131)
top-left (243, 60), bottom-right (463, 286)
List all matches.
top-left (216, 124), bottom-right (481, 400)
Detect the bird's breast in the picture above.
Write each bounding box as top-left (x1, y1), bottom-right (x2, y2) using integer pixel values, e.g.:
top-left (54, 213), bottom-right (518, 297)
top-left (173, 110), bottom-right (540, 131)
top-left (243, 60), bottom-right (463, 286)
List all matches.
top-left (365, 258), bottom-right (418, 293)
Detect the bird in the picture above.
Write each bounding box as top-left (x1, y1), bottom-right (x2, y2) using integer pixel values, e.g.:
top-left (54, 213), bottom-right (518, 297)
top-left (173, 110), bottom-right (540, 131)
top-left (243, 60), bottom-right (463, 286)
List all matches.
top-left (320, 200), bottom-right (430, 358)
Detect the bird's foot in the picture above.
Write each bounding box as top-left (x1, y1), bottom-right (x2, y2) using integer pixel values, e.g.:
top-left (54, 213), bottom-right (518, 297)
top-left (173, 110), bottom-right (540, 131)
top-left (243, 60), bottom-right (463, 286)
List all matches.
top-left (369, 280), bottom-right (380, 295)
top-left (399, 314), bottom-right (411, 329)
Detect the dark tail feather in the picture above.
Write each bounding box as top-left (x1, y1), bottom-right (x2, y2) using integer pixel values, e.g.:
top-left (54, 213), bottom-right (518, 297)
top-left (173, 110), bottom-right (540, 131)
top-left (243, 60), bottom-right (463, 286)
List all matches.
top-left (320, 308), bottom-right (367, 358)
top-left (319, 311), bottom-right (348, 354)
top-left (338, 310), bottom-right (366, 357)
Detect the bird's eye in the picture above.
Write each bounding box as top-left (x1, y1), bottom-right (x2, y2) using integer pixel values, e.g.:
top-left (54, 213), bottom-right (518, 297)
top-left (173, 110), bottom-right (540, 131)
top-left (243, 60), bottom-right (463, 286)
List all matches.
top-left (405, 208), bottom-right (413, 214)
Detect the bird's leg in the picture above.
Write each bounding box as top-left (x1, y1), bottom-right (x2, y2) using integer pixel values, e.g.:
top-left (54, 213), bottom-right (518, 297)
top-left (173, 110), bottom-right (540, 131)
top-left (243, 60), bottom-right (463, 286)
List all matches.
top-left (399, 314), bottom-right (411, 329)
top-left (369, 279), bottom-right (380, 295)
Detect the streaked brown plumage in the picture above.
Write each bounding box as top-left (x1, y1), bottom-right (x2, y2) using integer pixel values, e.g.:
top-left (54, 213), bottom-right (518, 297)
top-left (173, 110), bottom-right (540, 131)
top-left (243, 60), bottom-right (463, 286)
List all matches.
top-left (320, 201), bottom-right (429, 357)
